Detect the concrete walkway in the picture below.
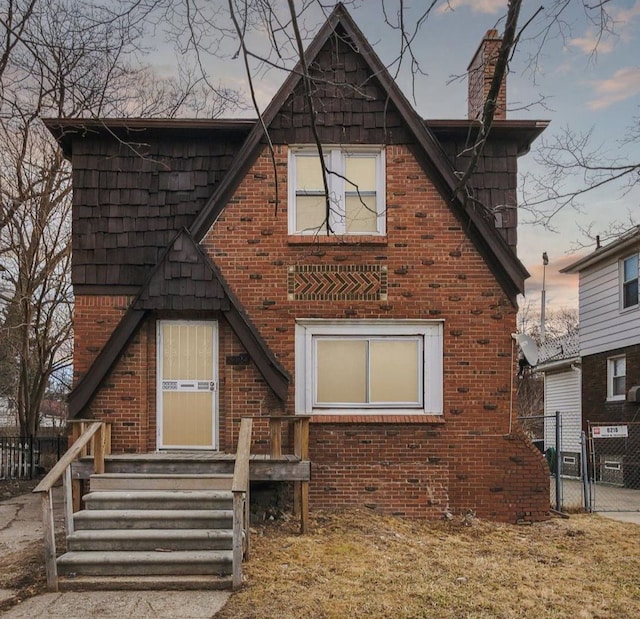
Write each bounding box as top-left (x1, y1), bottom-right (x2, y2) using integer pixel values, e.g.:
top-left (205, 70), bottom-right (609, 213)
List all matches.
top-left (0, 490), bottom-right (230, 618)
top-left (1, 591), bottom-right (230, 618)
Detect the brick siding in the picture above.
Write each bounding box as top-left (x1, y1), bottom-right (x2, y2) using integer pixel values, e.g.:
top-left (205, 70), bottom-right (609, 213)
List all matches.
top-left (582, 343), bottom-right (640, 426)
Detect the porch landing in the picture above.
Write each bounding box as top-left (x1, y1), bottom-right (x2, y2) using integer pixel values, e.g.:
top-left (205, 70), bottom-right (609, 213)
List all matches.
top-left (72, 452), bottom-right (311, 482)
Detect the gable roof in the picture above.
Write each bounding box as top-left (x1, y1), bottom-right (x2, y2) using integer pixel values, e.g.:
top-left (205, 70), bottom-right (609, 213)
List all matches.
top-left (561, 225), bottom-right (640, 274)
top-left (68, 229), bottom-right (289, 417)
top-left (62, 3), bottom-right (538, 417)
top-left (189, 2), bottom-right (530, 303)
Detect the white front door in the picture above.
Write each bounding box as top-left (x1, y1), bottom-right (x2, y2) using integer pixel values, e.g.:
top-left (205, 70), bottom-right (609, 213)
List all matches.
top-left (157, 320), bottom-right (218, 450)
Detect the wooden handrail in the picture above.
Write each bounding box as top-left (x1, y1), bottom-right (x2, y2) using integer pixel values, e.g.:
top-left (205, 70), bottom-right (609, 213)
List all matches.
top-left (33, 421), bottom-right (103, 494)
top-left (32, 420), bottom-right (111, 592)
top-left (232, 417), bottom-right (252, 493)
top-left (232, 417), bottom-right (252, 590)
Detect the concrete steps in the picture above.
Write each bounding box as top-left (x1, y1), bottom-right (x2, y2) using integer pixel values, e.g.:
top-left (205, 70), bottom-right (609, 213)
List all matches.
top-left (82, 490), bottom-right (233, 511)
top-left (57, 550), bottom-right (233, 577)
top-left (90, 473), bottom-right (234, 491)
top-left (67, 528), bottom-right (233, 551)
top-left (56, 473), bottom-right (236, 586)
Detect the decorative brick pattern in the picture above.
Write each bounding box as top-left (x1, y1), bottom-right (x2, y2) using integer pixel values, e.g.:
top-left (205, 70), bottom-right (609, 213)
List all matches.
top-left (287, 264), bottom-right (387, 301)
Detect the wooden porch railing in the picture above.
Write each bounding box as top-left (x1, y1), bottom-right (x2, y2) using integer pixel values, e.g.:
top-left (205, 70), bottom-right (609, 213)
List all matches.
top-left (268, 416), bottom-right (310, 534)
top-left (232, 417), bottom-right (252, 589)
top-left (32, 420), bottom-right (112, 592)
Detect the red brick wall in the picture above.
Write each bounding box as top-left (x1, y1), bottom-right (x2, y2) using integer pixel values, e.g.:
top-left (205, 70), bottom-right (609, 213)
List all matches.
top-left (74, 295), bottom-right (154, 453)
top-left (582, 344), bottom-right (640, 427)
top-left (73, 143), bottom-right (548, 521)
top-left (200, 143), bottom-right (548, 522)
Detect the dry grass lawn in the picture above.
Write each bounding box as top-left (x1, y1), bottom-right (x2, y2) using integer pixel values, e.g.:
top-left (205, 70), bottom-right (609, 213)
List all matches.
top-left (218, 509), bottom-right (640, 619)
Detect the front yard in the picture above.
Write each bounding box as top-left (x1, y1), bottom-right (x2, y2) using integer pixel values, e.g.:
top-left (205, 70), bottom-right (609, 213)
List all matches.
top-left (219, 509), bottom-right (640, 619)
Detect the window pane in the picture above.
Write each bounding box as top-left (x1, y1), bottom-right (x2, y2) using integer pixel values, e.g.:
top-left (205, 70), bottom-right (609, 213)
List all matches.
top-left (345, 195), bottom-right (378, 233)
top-left (613, 376), bottom-right (625, 396)
top-left (316, 339), bottom-right (367, 404)
top-left (369, 340), bottom-right (420, 404)
top-left (624, 280), bottom-right (639, 308)
top-left (296, 154), bottom-right (324, 190)
top-left (296, 195), bottom-right (327, 233)
top-left (345, 156), bottom-right (376, 191)
top-left (624, 255), bottom-right (639, 282)
top-left (613, 357), bottom-right (626, 377)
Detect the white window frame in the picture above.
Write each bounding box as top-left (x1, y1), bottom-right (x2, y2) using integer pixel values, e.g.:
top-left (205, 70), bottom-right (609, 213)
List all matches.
top-left (288, 146), bottom-right (386, 236)
top-left (621, 254), bottom-right (639, 310)
top-left (295, 319), bottom-right (443, 415)
top-left (607, 355), bottom-right (626, 401)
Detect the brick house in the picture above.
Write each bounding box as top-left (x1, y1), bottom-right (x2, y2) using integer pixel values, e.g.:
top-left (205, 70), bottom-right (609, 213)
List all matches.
top-left (45, 4), bottom-right (550, 523)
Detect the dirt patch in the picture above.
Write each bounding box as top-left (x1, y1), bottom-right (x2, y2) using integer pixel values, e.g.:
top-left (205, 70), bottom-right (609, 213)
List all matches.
top-left (218, 509), bottom-right (640, 619)
top-left (0, 478), bottom-right (41, 502)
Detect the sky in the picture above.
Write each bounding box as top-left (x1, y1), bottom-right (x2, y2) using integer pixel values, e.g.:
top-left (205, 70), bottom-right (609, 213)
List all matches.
top-left (150, 0), bottom-right (640, 317)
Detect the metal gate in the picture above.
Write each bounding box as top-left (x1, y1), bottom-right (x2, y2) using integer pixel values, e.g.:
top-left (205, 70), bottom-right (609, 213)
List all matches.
top-left (519, 412), bottom-right (590, 513)
top-left (588, 421), bottom-right (640, 512)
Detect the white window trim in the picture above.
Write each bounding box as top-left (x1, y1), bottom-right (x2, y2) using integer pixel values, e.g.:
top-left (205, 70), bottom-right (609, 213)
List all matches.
top-left (607, 355), bottom-right (626, 401)
top-left (295, 319), bottom-right (443, 415)
top-left (620, 254), bottom-right (639, 311)
top-left (288, 146), bottom-right (386, 236)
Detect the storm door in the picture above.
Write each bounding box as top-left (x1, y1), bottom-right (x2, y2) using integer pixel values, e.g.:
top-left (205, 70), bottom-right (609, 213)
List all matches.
top-left (157, 320), bottom-right (218, 449)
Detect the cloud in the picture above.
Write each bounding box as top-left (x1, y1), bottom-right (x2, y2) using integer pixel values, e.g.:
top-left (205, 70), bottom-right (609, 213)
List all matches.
top-left (525, 252), bottom-right (581, 309)
top-left (616, 0), bottom-right (640, 23)
top-left (436, 0), bottom-right (503, 15)
top-left (570, 1), bottom-right (640, 54)
top-left (569, 32), bottom-right (614, 55)
top-left (587, 67), bottom-right (640, 110)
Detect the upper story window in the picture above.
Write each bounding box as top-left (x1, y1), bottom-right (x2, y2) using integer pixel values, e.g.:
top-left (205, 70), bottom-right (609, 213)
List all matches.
top-left (607, 355), bottom-right (626, 401)
top-left (622, 254), bottom-right (639, 309)
top-left (288, 146), bottom-right (385, 236)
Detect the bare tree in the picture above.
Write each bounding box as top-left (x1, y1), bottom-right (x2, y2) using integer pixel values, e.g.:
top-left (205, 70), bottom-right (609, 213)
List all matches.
top-left (0, 0), bottom-right (240, 436)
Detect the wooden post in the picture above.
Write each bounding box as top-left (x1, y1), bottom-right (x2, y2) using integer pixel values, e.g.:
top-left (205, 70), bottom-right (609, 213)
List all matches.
top-left (72, 478), bottom-right (81, 513)
top-left (244, 485), bottom-right (251, 561)
top-left (299, 418), bottom-right (309, 534)
top-left (269, 418), bottom-right (282, 459)
top-left (232, 493), bottom-right (244, 590)
top-left (292, 419), bottom-right (310, 533)
top-left (300, 480), bottom-right (309, 534)
top-left (41, 491), bottom-right (58, 592)
top-left (63, 466), bottom-right (74, 537)
top-left (93, 424), bottom-right (106, 475)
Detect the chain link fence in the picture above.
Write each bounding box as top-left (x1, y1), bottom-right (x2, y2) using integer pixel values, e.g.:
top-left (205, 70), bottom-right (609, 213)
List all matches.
top-left (519, 414), bottom-right (640, 513)
top-left (519, 412), bottom-right (590, 513)
top-left (588, 421), bottom-right (640, 512)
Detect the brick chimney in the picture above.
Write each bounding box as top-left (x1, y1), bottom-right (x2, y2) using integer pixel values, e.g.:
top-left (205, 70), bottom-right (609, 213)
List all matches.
top-left (467, 29), bottom-right (506, 120)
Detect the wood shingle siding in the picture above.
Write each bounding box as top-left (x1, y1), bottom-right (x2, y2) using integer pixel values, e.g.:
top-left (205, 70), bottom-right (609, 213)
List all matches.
top-left (135, 230), bottom-right (230, 312)
top-left (68, 127), bottom-right (249, 291)
top-left (268, 26), bottom-right (413, 145)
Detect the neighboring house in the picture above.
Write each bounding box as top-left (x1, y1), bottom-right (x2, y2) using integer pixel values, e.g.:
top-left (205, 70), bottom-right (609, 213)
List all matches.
top-left (44, 5), bottom-right (549, 522)
top-left (536, 333), bottom-right (582, 477)
top-left (562, 225), bottom-right (640, 483)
